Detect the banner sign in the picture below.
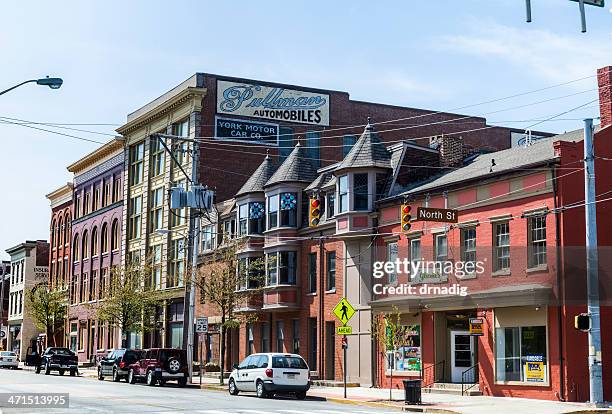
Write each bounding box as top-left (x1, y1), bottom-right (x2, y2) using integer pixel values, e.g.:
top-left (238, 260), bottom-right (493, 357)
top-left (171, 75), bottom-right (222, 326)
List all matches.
top-left (525, 355), bottom-right (545, 382)
top-left (215, 117), bottom-right (279, 145)
top-left (469, 318), bottom-right (484, 336)
top-left (217, 80), bottom-right (330, 126)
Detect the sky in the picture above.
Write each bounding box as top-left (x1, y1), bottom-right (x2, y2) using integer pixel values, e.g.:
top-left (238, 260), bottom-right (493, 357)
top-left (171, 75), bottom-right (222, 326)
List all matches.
top-left (0, 0), bottom-right (611, 260)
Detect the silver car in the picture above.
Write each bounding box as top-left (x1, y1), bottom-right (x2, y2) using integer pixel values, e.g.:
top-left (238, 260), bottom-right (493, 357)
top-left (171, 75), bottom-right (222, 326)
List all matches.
top-left (0, 351), bottom-right (18, 369)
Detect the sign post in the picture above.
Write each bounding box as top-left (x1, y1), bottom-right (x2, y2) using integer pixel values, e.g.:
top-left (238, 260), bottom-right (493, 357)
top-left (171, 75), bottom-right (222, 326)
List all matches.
top-left (195, 317), bottom-right (209, 385)
top-left (333, 298), bottom-right (356, 399)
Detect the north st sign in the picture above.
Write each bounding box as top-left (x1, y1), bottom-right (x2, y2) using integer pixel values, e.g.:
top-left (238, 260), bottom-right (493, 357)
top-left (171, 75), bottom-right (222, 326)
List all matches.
top-left (416, 207), bottom-right (458, 223)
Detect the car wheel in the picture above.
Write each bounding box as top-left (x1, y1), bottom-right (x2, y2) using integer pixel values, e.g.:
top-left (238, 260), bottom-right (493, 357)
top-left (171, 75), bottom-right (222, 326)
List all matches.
top-left (146, 370), bottom-right (156, 386)
top-left (97, 368), bottom-right (104, 380)
top-left (256, 380), bottom-right (267, 399)
top-left (167, 357), bottom-right (181, 374)
top-left (128, 369), bottom-right (136, 384)
top-left (296, 391), bottom-right (307, 400)
top-left (228, 379), bottom-right (239, 395)
top-left (44, 362), bottom-right (51, 375)
top-left (178, 378), bottom-right (187, 388)
top-left (59, 370), bottom-right (65, 376)
top-left (70, 369), bottom-right (76, 377)
top-left (112, 369), bottom-right (120, 382)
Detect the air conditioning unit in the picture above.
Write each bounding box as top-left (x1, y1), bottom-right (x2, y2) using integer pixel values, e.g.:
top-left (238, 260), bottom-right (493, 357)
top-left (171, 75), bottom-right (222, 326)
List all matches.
top-left (170, 187), bottom-right (188, 209)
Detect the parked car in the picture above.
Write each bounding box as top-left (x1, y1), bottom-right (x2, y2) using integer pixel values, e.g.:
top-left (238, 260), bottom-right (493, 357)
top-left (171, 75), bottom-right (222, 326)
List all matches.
top-left (35, 347), bottom-right (78, 376)
top-left (228, 353), bottom-right (310, 399)
top-left (97, 349), bottom-right (143, 382)
top-left (0, 351), bottom-right (19, 369)
top-left (127, 348), bottom-right (188, 387)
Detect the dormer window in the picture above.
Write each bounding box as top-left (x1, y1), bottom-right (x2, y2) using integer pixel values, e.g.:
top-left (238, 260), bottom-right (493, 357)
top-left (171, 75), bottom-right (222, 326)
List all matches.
top-left (337, 172), bottom-right (373, 213)
top-left (326, 192), bottom-right (335, 218)
top-left (238, 204), bottom-right (248, 235)
top-left (267, 193), bottom-right (297, 229)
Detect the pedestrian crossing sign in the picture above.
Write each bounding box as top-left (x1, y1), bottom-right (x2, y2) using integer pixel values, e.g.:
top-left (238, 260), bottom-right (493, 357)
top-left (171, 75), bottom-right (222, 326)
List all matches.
top-left (333, 298), bottom-right (356, 326)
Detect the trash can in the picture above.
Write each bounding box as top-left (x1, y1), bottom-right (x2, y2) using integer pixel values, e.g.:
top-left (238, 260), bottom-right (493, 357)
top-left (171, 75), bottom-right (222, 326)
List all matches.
top-left (402, 379), bottom-right (422, 404)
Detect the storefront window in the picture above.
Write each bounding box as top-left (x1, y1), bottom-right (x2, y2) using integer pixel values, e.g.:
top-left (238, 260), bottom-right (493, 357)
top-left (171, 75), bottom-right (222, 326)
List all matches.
top-left (495, 325), bottom-right (547, 383)
top-left (385, 325), bottom-right (421, 372)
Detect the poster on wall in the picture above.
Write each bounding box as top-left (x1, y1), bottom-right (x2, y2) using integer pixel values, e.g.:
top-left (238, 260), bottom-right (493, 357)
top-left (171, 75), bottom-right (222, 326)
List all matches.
top-left (215, 116), bottom-right (279, 145)
top-left (217, 80), bottom-right (330, 126)
top-left (469, 318), bottom-right (484, 336)
top-left (393, 325), bottom-right (421, 371)
top-left (525, 355), bottom-right (545, 382)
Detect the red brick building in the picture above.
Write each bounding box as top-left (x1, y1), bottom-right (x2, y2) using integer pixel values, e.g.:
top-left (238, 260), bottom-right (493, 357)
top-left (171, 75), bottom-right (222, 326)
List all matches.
top-left (195, 66), bottom-right (611, 402)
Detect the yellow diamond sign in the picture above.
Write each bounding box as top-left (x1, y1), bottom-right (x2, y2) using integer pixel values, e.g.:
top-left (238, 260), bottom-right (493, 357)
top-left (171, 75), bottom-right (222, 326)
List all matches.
top-left (333, 298), bottom-right (356, 326)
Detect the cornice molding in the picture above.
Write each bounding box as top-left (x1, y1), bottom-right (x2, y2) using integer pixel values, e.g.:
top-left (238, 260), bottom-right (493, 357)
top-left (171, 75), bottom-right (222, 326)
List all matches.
top-left (67, 139), bottom-right (124, 174)
top-left (116, 87), bottom-right (207, 137)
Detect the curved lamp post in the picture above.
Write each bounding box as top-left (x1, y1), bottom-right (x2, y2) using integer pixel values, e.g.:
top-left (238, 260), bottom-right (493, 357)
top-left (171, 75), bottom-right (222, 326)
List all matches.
top-left (0, 76), bottom-right (63, 96)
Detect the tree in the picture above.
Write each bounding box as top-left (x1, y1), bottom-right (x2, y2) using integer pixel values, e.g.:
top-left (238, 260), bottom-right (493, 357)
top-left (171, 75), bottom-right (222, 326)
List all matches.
top-left (372, 305), bottom-right (411, 401)
top-left (26, 283), bottom-right (67, 347)
top-left (194, 237), bottom-right (265, 384)
top-left (92, 260), bottom-right (166, 348)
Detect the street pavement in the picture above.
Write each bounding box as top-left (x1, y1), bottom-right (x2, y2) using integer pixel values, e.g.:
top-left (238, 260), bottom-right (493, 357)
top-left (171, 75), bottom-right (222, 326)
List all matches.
top-left (0, 368), bottom-right (397, 414)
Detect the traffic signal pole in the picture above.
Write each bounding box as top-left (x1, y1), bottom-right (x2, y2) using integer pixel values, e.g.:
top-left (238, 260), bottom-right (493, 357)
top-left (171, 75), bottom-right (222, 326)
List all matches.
top-left (583, 118), bottom-right (603, 406)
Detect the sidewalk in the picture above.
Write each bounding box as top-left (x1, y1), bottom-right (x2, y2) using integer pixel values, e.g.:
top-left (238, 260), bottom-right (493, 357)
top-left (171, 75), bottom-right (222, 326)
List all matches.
top-left (192, 376), bottom-right (610, 414)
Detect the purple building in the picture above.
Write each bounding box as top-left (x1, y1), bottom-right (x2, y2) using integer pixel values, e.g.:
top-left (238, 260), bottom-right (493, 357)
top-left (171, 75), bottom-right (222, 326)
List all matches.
top-left (67, 138), bottom-right (123, 363)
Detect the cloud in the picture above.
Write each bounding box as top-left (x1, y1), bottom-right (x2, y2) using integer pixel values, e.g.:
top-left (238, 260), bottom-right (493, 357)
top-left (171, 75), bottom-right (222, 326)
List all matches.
top-left (437, 21), bottom-right (611, 84)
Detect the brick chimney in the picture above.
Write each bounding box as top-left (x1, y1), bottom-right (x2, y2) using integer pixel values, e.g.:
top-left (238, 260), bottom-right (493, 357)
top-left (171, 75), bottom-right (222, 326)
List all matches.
top-left (598, 66), bottom-right (612, 129)
top-left (430, 134), bottom-right (465, 167)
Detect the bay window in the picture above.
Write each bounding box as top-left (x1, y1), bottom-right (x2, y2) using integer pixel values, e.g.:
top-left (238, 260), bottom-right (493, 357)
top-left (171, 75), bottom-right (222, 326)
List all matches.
top-left (238, 204), bottom-right (248, 236)
top-left (266, 251), bottom-right (297, 286)
top-left (237, 256), bottom-right (263, 290)
top-left (267, 193), bottom-right (297, 229)
top-left (338, 175), bottom-right (348, 213)
top-left (353, 173), bottom-right (369, 210)
top-left (248, 202), bottom-right (265, 234)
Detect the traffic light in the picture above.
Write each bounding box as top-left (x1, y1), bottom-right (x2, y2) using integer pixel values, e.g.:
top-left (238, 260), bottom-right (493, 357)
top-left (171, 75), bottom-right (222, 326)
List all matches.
top-left (575, 313), bottom-right (591, 332)
top-left (401, 204), bottom-right (412, 232)
top-left (309, 197), bottom-right (321, 227)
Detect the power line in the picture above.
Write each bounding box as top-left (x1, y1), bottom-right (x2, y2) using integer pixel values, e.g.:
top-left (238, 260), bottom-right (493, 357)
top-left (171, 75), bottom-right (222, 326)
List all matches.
top-left (0, 118), bottom-right (106, 145)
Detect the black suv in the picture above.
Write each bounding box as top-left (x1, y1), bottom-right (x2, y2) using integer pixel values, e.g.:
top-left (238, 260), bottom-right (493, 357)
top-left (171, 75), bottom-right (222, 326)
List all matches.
top-left (35, 348), bottom-right (78, 376)
top-left (98, 349), bottom-right (143, 382)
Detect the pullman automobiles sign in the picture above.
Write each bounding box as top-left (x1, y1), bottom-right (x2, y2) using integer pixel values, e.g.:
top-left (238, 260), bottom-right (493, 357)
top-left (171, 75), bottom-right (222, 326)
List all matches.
top-left (217, 80), bottom-right (330, 126)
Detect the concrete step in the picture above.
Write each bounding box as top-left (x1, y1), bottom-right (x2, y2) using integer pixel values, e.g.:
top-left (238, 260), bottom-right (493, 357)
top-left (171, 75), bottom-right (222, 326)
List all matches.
top-left (423, 382), bottom-right (481, 396)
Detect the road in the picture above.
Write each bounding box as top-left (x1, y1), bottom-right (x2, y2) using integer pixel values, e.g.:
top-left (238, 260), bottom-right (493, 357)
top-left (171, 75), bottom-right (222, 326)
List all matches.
top-left (0, 368), bottom-right (394, 414)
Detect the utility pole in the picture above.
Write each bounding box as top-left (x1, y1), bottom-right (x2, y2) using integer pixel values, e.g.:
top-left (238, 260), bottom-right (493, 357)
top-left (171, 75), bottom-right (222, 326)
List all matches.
top-left (186, 142), bottom-right (200, 384)
top-left (583, 118), bottom-right (603, 406)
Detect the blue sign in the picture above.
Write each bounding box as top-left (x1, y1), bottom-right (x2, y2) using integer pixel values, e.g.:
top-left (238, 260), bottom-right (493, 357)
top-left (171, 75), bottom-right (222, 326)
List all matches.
top-left (215, 117), bottom-right (279, 145)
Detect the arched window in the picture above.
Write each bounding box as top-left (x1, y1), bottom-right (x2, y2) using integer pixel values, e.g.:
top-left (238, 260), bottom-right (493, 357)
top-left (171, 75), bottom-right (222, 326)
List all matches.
top-left (111, 220), bottom-right (119, 251)
top-left (73, 234), bottom-right (80, 261)
top-left (51, 219), bottom-right (57, 248)
top-left (58, 217), bottom-right (64, 246)
top-left (101, 224), bottom-right (108, 254)
top-left (82, 230), bottom-right (89, 259)
top-left (91, 227), bottom-right (98, 257)
top-left (64, 213), bottom-right (71, 244)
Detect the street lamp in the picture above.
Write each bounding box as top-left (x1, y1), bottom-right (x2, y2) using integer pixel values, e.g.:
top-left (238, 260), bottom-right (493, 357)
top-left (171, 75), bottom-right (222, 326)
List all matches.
top-left (0, 76), bottom-right (63, 96)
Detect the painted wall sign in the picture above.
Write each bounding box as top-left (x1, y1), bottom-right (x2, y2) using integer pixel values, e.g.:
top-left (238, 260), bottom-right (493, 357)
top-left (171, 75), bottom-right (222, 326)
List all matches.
top-left (416, 207), bottom-right (458, 223)
top-left (469, 318), bottom-right (484, 336)
top-left (215, 117), bottom-right (279, 145)
top-left (217, 80), bottom-right (330, 126)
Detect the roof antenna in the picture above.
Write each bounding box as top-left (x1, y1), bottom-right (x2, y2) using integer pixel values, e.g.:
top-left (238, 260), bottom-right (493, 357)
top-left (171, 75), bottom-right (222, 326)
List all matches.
top-left (524, 129), bottom-right (533, 147)
top-left (490, 158), bottom-right (496, 173)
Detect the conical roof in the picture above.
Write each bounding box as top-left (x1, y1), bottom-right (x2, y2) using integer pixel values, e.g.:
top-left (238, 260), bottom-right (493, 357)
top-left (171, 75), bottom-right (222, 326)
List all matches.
top-left (265, 142), bottom-right (318, 187)
top-left (235, 154), bottom-right (276, 196)
top-left (335, 120), bottom-right (392, 172)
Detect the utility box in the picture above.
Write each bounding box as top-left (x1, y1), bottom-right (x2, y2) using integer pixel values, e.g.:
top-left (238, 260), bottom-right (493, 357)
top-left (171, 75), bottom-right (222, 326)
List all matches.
top-left (170, 187), bottom-right (188, 209)
top-left (187, 185), bottom-right (214, 210)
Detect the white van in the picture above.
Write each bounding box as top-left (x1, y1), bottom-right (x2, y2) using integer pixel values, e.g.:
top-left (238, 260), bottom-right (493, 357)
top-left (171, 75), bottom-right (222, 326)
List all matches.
top-left (228, 353), bottom-right (310, 399)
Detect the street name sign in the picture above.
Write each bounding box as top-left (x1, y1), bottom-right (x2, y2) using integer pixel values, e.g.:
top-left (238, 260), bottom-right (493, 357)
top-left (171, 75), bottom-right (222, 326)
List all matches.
top-left (195, 317), bottom-right (209, 333)
top-left (333, 298), bottom-right (356, 326)
top-left (569, 0), bottom-right (604, 7)
top-left (417, 207), bottom-right (458, 223)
